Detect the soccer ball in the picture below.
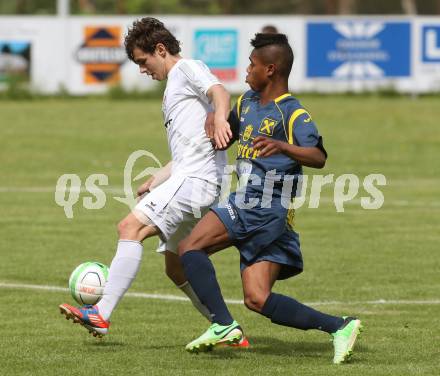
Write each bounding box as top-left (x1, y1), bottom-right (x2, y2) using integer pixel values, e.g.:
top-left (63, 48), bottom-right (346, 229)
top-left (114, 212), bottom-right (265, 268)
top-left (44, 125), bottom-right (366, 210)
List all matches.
top-left (69, 262), bottom-right (109, 305)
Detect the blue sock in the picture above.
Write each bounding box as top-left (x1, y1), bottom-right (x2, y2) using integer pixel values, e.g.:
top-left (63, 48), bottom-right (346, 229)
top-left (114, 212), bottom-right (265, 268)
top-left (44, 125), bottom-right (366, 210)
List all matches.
top-left (261, 293), bottom-right (344, 333)
top-left (181, 250), bottom-right (233, 326)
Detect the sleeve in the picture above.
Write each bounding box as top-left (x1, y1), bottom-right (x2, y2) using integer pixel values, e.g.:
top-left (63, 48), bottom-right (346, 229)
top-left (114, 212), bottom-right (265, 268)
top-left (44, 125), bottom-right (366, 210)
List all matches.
top-left (228, 104), bottom-right (240, 142)
top-left (288, 109), bottom-right (328, 158)
top-left (178, 60), bottom-right (221, 99)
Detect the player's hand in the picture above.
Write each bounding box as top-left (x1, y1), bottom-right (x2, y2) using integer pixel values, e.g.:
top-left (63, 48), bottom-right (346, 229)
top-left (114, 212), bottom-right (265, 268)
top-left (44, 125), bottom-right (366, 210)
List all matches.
top-left (204, 112), bottom-right (215, 143)
top-left (253, 136), bottom-right (286, 157)
top-left (137, 177), bottom-right (155, 200)
top-left (213, 116), bottom-right (233, 150)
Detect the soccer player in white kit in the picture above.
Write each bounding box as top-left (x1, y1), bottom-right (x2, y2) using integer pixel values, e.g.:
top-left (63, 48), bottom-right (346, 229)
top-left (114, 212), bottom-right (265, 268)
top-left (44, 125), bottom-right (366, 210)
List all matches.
top-left (59, 17), bottom-right (237, 339)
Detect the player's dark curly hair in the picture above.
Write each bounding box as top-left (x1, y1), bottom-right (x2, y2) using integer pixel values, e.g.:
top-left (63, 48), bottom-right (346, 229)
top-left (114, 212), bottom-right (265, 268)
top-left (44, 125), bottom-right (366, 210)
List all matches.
top-left (125, 17), bottom-right (181, 61)
top-left (250, 33), bottom-right (294, 77)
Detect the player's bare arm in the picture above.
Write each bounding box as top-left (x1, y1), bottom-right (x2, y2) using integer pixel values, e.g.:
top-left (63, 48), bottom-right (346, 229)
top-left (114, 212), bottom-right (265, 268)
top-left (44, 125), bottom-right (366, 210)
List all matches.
top-left (137, 161), bottom-right (173, 197)
top-left (204, 111), bottom-right (215, 140)
top-left (206, 84), bottom-right (232, 149)
top-left (252, 136), bottom-right (326, 168)
top-left (204, 110), bottom-right (238, 150)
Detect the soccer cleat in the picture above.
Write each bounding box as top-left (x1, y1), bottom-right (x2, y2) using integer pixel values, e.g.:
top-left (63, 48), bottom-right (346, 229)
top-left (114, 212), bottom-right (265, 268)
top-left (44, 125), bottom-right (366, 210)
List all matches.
top-left (225, 336), bottom-right (250, 349)
top-left (332, 316), bottom-right (363, 364)
top-left (59, 303), bottom-right (110, 338)
top-left (185, 320), bottom-right (243, 353)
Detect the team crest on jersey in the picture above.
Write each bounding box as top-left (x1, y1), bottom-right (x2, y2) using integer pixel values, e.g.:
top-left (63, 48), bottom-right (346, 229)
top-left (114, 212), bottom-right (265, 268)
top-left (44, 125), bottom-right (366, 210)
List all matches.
top-left (243, 125), bottom-right (253, 141)
top-left (258, 117), bottom-right (277, 136)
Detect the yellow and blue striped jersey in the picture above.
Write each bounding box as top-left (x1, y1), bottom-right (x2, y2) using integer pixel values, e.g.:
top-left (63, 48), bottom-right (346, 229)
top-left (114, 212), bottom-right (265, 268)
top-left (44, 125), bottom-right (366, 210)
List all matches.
top-left (229, 89), bottom-right (326, 198)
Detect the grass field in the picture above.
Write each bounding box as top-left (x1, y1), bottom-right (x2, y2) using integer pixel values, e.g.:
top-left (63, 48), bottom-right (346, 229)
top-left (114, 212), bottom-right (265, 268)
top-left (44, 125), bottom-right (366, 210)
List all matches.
top-left (0, 96), bottom-right (439, 375)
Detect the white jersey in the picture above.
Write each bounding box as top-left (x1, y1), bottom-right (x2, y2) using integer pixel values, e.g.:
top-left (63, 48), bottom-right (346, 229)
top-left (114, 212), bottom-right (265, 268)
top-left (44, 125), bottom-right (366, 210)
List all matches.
top-left (162, 58), bottom-right (227, 184)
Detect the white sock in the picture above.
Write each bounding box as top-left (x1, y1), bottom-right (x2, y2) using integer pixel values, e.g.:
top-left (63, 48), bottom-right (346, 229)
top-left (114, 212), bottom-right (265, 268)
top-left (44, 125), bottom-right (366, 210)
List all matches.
top-left (97, 240), bottom-right (143, 320)
top-left (178, 281), bottom-right (212, 322)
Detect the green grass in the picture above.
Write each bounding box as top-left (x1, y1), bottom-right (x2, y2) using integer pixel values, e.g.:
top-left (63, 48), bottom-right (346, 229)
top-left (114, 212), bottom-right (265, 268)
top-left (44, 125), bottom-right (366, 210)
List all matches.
top-left (0, 97), bottom-right (439, 375)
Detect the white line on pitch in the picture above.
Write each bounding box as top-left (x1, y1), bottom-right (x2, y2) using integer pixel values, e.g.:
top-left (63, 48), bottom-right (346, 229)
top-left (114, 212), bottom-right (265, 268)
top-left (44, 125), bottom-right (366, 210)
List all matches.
top-left (1, 282), bottom-right (439, 306)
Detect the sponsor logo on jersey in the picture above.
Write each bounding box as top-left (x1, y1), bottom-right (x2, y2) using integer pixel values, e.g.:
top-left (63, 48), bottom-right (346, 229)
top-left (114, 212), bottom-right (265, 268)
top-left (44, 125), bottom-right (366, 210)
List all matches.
top-left (258, 117), bottom-right (277, 136)
top-left (76, 26), bottom-right (127, 85)
top-left (243, 125), bottom-right (253, 141)
top-left (237, 139), bottom-right (261, 160)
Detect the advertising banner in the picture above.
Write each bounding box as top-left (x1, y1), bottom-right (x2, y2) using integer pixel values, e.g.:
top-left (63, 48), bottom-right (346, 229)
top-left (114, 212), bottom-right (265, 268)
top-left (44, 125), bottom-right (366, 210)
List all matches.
top-left (0, 41), bottom-right (31, 83)
top-left (193, 29), bottom-right (238, 81)
top-left (421, 24), bottom-right (440, 62)
top-left (75, 26), bottom-right (127, 85)
top-left (413, 18), bottom-right (440, 91)
top-left (1, 16), bottom-right (440, 94)
top-left (307, 20), bottom-right (411, 79)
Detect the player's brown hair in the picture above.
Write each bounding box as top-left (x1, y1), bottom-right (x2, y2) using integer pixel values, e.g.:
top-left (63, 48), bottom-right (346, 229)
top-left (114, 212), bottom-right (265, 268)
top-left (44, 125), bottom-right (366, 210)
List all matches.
top-left (125, 17), bottom-right (181, 60)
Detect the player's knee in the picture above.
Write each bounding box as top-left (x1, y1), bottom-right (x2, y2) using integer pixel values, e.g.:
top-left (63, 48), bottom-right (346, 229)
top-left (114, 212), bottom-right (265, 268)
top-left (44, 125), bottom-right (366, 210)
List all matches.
top-left (178, 230), bottom-right (212, 256)
top-left (117, 217), bottom-right (140, 239)
top-left (117, 218), bottom-right (130, 237)
top-left (243, 292), bottom-right (267, 313)
top-left (177, 237), bottom-right (197, 256)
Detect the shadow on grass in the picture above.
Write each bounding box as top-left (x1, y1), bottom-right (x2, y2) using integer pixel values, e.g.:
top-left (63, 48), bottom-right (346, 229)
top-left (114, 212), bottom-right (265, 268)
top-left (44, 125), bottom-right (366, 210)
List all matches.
top-left (85, 340), bottom-right (126, 348)
top-left (140, 343), bottom-right (185, 350)
top-left (168, 336), bottom-right (332, 360)
top-left (249, 335), bottom-right (330, 357)
top-left (249, 335), bottom-right (369, 363)
top-left (190, 348), bottom-right (247, 360)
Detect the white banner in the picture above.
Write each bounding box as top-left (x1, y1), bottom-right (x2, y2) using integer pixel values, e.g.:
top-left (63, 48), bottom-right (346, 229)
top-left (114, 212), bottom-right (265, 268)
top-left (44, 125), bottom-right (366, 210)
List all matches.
top-left (413, 17), bottom-right (440, 92)
top-left (0, 16), bottom-right (439, 94)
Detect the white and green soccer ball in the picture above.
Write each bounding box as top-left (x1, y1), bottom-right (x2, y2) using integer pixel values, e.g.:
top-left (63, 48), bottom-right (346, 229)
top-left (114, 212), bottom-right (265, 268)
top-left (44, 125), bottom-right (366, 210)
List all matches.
top-left (69, 262), bottom-right (109, 305)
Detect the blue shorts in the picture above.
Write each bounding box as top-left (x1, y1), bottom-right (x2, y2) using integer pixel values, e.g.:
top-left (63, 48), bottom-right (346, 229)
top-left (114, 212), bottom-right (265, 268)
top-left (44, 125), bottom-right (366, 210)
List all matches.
top-left (211, 192), bottom-right (303, 280)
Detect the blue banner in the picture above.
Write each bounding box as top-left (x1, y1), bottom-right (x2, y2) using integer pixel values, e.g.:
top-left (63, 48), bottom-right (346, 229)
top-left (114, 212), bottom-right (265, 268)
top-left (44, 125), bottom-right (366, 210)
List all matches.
top-left (307, 21), bottom-right (411, 78)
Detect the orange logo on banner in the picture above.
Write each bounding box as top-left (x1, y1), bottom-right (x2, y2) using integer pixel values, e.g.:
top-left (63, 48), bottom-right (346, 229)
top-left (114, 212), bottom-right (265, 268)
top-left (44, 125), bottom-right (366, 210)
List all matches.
top-left (84, 64), bottom-right (120, 84)
top-left (76, 26), bottom-right (127, 85)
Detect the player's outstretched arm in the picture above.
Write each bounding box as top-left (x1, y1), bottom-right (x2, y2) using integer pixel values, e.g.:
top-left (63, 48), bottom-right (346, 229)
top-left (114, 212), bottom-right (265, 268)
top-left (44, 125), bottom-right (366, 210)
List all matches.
top-left (204, 112), bottom-right (215, 141)
top-left (137, 161), bottom-right (173, 198)
top-left (204, 111), bottom-right (238, 150)
top-left (253, 136), bottom-right (326, 169)
top-left (207, 84), bottom-right (232, 149)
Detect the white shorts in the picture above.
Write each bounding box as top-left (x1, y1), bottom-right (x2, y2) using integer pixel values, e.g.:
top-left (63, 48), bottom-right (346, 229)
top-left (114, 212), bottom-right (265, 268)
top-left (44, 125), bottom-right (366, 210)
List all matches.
top-left (134, 175), bottom-right (219, 254)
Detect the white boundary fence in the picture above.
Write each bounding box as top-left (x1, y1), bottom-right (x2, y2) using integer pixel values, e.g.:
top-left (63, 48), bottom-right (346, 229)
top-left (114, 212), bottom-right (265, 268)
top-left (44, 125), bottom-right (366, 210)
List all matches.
top-left (0, 15), bottom-right (440, 94)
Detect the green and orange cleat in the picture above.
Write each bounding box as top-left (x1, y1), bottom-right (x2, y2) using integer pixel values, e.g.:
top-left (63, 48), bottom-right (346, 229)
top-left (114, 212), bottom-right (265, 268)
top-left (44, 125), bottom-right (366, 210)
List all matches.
top-left (186, 320), bottom-right (244, 353)
top-left (332, 316), bottom-right (363, 364)
top-left (226, 336), bottom-right (250, 349)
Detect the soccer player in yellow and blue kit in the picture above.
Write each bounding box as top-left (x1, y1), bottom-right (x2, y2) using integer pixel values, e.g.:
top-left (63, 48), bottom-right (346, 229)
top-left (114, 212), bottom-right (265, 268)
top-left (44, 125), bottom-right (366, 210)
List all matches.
top-left (178, 33), bottom-right (362, 364)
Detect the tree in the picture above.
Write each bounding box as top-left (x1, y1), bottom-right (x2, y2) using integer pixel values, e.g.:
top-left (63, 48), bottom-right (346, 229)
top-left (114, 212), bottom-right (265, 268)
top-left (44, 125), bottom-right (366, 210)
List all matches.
top-left (338, 0), bottom-right (357, 14)
top-left (78, 0), bottom-right (96, 14)
top-left (401, 0), bottom-right (417, 14)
